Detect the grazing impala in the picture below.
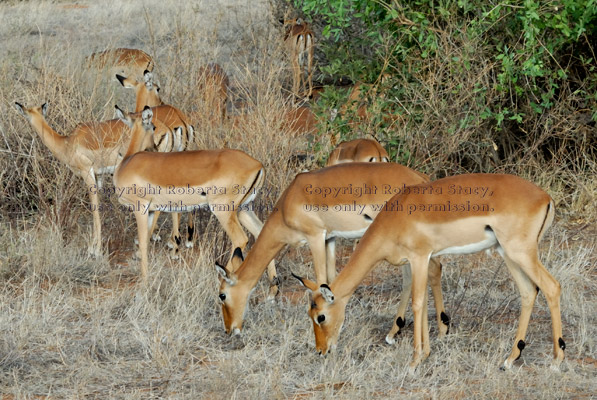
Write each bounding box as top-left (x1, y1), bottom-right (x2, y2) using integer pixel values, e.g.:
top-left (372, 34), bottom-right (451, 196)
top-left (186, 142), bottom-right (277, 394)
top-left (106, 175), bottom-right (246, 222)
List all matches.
top-left (14, 102), bottom-right (172, 256)
top-left (283, 18), bottom-right (314, 99)
top-left (113, 106), bottom-right (275, 283)
top-left (86, 48), bottom-right (154, 78)
top-left (326, 139), bottom-right (390, 166)
top-left (216, 163), bottom-right (449, 337)
top-left (295, 174), bottom-right (564, 371)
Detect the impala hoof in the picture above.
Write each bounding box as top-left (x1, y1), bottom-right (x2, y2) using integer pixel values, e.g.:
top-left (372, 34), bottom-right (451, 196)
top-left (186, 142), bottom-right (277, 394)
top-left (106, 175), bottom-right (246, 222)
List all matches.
top-left (266, 284), bottom-right (279, 301)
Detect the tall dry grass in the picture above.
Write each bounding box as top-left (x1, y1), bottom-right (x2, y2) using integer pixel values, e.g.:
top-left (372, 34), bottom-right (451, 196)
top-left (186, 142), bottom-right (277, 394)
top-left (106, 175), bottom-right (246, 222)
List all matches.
top-left (0, 0), bottom-right (595, 398)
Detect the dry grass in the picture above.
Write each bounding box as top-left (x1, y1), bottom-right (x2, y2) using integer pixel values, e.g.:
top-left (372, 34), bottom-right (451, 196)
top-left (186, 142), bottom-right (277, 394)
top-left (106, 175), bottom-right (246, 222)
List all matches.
top-left (0, 0), bottom-right (595, 398)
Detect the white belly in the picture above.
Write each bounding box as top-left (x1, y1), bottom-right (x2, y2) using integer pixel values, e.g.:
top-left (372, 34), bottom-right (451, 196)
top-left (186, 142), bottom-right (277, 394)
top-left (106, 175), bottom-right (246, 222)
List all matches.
top-left (432, 228), bottom-right (498, 256)
top-left (326, 226), bottom-right (368, 240)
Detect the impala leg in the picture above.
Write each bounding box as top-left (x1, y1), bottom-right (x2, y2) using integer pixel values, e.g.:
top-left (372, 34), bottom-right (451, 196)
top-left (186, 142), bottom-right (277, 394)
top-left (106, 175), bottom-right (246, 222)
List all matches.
top-left (307, 232), bottom-right (328, 285)
top-left (148, 210), bottom-right (161, 242)
top-left (292, 48), bottom-right (301, 98)
top-left (238, 209), bottom-right (278, 299)
top-left (186, 211), bottom-right (195, 248)
top-left (134, 209), bottom-right (150, 283)
top-left (83, 173), bottom-right (102, 257)
top-left (409, 256), bottom-right (430, 370)
top-left (325, 237), bottom-right (337, 283)
top-left (422, 288), bottom-right (430, 358)
top-left (386, 257), bottom-right (447, 345)
top-left (305, 37), bottom-right (313, 98)
top-left (502, 249), bottom-right (564, 370)
top-left (167, 212), bottom-right (181, 259)
top-left (386, 264), bottom-right (411, 344)
top-left (212, 210), bottom-right (249, 272)
top-left (429, 257), bottom-right (449, 337)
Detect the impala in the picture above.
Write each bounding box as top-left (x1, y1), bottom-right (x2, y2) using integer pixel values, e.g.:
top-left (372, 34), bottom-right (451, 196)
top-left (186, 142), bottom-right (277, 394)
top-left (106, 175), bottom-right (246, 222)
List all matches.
top-left (86, 48), bottom-right (154, 78)
top-left (295, 173), bottom-right (564, 371)
top-left (197, 63), bottom-right (229, 123)
top-left (326, 138), bottom-right (390, 166)
top-left (283, 18), bottom-right (314, 99)
top-left (117, 70), bottom-right (197, 254)
top-left (14, 102), bottom-right (172, 256)
top-left (113, 106), bottom-right (275, 283)
top-left (116, 70), bottom-right (194, 152)
top-left (229, 105), bottom-right (319, 138)
top-left (216, 162), bottom-right (449, 337)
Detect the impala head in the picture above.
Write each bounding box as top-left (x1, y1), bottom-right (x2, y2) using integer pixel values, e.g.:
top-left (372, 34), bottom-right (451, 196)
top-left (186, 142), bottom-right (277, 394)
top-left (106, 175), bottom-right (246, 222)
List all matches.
top-left (293, 274), bottom-right (346, 355)
top-left (116, 70), bottom-right (162, 110)
top-left (115, 105), bottom-right (155, 153)
top-left (215, 248), bottom-right (248, 335)
top-left (14, 102), bottom-right (48, 121)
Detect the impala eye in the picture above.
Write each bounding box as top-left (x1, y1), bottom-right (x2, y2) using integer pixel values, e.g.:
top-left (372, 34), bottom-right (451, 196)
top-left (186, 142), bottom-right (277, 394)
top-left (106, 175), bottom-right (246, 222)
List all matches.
top-left (219, 293), bottom-right (226, 302)
top-left (317, 314), bottom-right (326, 324)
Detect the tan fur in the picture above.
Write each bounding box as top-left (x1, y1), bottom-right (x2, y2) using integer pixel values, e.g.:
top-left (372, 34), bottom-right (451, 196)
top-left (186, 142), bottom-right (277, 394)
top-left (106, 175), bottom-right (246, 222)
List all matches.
top-left (14, 102), bottom-right (171, 256)
top-left (197, 63), bottom-right (229, 123)
top-left (283, 18), bottom-right (314, 99)
top-left (117, 71), bottom-right (194, 150)
top-left (228, 105), bottom-right (318, 138)
top-left (326, 139), bottom-right (390, 166)
top-left (87, 48), bottom-right (153, 78)
top-left (302, 173), bottom-right (563, 371)
top-left (117, 72), bottom-right (197, 254)
top-left (216, 163), bottom-right (448, 338)
top-left (114, 108), bottom-right (273, 283)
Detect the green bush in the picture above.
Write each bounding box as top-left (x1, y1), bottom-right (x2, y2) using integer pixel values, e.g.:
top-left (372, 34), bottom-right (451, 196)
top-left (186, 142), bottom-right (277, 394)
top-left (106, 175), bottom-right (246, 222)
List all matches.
top-left (295, 0), bottom-right (597, 174)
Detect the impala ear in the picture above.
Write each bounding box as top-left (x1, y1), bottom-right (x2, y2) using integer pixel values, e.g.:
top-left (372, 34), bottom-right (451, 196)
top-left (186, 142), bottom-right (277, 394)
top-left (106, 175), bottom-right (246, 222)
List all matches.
top-left (14, 102), bottom-right (25, 117)
top-left (141, 107), bottom-right (154, 131)
top-left (114, 105), bottom-right (132, 128)
top-left (319, 284), bottom-right (335, 304)
top-left (229, 247), bottom-right (244, 270)
top-left (292, 273), bottom-right (318, 292)
top-left (116, 74), bottom-right (137, 89)
top-left (141, 105), bottom-right (152, 119)
top-left (143, 70), bottom-right (154, 88)
top-left (215, 263), bottom-right (237, 286)
top-left (41, 103), bottom-right (48, 117)
top-left (115, 74), bottom-right (126, 87)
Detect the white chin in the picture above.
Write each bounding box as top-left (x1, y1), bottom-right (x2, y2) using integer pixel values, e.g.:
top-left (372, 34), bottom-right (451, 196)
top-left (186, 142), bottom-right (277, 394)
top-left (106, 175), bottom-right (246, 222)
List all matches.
top-left (233, 328), bottom-right (241, 336)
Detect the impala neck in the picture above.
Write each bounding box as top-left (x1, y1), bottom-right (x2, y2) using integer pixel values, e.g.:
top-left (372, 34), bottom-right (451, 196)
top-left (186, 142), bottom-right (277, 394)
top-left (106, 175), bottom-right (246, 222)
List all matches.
top-left (236, 210), bottom-right (287, 287)
top-left (135, 89), bottom-right (162, 112)
top-left (330, 231), bottom-right (388, 300)
top-left (29, 112), bottom-right (69, 157)
top-left (122, 120), bottom-right (149, 160)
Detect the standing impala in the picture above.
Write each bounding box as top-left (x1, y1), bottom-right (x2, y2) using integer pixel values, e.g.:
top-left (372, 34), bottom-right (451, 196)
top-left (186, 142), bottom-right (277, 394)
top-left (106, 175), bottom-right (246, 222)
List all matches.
top-left (216, 163), bottom-right (449, 337)
top-left (295, 173), bottom-right (564, 371)
top-left (197, 63), bottom-right (229, 123)
top-left (113, 106), bottom-right (275, 283)
top-left (283, 18), bottom-right (314, 99)
top-left (117, 70), bottom-right (197, 255)
top-left (14, 102), bottom-right (172, 256)
top-left (116, 70), bottom-right (194, 152)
